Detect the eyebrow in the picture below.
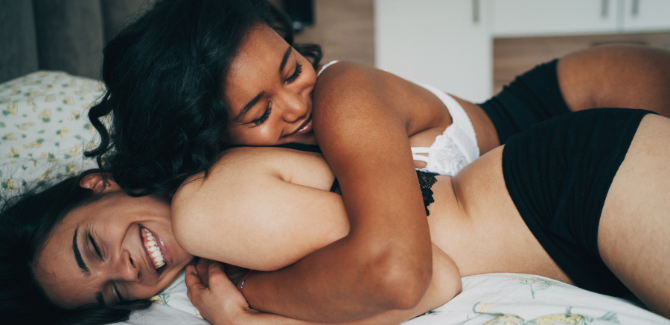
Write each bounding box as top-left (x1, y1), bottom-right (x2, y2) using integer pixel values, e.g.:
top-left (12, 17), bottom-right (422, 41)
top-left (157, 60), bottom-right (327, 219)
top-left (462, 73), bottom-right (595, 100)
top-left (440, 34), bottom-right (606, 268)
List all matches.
top-left (74, 227), bottom-right (108, 305)
top-left (234, 46), bottom-right (293, 121)
top-left (72, 228), bottom-right (90, 276)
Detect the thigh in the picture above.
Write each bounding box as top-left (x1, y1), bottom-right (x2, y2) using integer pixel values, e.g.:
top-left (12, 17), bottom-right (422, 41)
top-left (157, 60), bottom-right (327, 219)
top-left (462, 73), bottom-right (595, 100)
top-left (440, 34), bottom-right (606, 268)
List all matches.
top-left (600, 114), bottom-right (670, 318)
top-left (558, 45), bottom-right (670, 116)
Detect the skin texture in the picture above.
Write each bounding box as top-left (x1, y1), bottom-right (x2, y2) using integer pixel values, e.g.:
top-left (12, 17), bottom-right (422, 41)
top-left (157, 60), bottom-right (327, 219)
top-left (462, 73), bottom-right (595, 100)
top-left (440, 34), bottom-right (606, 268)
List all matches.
top-left (224, 26), bottom-right (319, 146)
top-left (173, 30), bottom-right (670, 323)
top-left (218, 24), bottom-right (436, 322)
top-left (36, 34), bottom-right (670, 322)
top-left (177, 114), bottom-right (670, 323)
top-left (33, 174), bottom-right (194, 308)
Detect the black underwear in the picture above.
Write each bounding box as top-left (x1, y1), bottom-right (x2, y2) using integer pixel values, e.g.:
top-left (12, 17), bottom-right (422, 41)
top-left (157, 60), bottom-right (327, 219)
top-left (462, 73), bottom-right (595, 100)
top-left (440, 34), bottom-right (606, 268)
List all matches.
top-left (502, 108), bottom-right (654, 297)
top-left (479, 59), bottom-right (571, 144)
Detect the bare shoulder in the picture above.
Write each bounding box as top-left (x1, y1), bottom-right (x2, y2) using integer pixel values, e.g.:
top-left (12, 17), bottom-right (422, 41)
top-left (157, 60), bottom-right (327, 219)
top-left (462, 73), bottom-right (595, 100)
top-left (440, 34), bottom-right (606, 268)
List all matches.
top-left (313, 61), bottom-right (392, 102)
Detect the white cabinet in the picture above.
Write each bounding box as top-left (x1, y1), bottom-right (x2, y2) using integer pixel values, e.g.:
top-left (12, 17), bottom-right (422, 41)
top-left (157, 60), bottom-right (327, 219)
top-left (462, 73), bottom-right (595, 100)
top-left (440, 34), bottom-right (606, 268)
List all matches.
top-left (491, 0), bottom-right (618, 37)
top-left (374, 0), bottom-right (670, 101)
top-left (375, 0), bottom-right (492, 102)
top-left (621, 0), bottom-right (670, 32)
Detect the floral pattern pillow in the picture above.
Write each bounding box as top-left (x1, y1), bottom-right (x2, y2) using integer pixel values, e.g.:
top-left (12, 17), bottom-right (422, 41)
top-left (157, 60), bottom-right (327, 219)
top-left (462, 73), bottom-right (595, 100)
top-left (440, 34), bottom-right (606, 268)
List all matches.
top-left (0, 71), bottom-right (105, 197)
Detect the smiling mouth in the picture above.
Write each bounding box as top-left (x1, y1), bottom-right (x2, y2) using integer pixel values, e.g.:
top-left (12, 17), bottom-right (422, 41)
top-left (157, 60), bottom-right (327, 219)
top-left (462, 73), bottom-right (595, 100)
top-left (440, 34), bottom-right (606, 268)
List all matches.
top-left (294, 117), bottom-right (313, 136)
top-left (140, 227), bottom-right (168, 273)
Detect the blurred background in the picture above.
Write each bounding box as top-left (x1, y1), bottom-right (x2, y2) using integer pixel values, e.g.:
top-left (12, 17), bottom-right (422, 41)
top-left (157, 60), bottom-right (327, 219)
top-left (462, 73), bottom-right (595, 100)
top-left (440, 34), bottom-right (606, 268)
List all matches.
top-left (2, 0), bottom-right (669, 102)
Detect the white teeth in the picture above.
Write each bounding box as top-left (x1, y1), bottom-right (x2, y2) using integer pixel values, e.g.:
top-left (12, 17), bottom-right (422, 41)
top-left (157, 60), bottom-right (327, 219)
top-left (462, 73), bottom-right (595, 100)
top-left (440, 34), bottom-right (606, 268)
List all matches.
top-left (143, 228), bottom-right (165, 269)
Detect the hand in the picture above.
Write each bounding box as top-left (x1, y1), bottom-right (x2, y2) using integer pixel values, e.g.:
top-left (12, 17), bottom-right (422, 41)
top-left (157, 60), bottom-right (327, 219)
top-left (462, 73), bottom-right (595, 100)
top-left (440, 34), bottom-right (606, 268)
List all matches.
top-left (193, 258), bottom-right (249, 287)
top-left (185, 261), bottom-right (252, 324)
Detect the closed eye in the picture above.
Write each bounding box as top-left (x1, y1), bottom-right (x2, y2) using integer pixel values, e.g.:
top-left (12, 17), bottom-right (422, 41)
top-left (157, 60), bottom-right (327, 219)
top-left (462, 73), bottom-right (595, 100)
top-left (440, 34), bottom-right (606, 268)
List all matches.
top-left (252, 105), bottom-right (271, 126)
top-left (113, 283), bottom-right (125, 303)
top-left (89, 234), bottom-right (102, 259)
top-left (285, 62), bottom-right (302, 84)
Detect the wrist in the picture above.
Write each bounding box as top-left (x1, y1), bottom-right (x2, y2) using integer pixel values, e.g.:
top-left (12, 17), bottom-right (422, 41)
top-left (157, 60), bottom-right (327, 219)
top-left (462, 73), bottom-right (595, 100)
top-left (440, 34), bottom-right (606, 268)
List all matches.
top-left (238, 269), bottom-right (253, 296)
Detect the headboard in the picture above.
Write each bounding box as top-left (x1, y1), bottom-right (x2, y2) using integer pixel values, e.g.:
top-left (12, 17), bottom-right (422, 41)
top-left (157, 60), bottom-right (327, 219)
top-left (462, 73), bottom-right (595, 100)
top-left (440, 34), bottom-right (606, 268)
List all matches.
top-left (0, 0), bottom-right (152, 84)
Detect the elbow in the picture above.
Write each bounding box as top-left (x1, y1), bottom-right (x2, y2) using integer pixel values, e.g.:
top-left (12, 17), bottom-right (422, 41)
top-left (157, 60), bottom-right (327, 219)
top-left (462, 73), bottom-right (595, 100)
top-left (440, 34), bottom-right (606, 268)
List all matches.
top-left (366, 250), bottom-right (433, 310)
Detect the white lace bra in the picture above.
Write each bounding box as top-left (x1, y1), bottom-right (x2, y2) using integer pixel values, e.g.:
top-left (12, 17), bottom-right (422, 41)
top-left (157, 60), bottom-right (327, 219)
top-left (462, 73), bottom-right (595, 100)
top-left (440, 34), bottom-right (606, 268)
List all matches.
top-left (411, 83), bottom-right (479, 176)
top-left (318, 61), bottom-right (480, 176)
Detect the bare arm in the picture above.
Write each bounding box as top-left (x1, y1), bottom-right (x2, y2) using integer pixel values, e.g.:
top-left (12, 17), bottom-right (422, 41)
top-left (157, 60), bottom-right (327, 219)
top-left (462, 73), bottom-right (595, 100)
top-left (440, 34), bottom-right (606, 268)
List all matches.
top-left (186, 244), bottom-right (460, 325)
top-left (240, 65), bottom-right (433, 321)
top-left (173, 66), bottom-right (435, 320)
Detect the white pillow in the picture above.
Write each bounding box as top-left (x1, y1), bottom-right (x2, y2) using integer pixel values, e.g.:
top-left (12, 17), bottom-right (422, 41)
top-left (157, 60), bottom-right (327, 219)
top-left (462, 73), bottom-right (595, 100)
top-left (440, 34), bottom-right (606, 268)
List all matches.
top-left (0, 71), bottom-right (104, 197)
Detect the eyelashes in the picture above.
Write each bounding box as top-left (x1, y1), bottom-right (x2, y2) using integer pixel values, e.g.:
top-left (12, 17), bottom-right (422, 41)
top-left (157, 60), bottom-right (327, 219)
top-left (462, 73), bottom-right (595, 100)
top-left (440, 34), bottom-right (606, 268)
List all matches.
top-left (251, 61), bottom-right (303, 126)
top-left (285, 62), bottom-right (302, 84)
top-left (252, 106), bottom-right (271, 125)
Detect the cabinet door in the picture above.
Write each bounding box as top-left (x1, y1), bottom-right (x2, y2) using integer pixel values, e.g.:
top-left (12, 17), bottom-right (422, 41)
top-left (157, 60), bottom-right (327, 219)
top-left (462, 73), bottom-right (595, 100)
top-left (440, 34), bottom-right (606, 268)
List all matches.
top-left (621, 0), bottom-right (670, 32)
top-left (375, 0), bottom-right (492, 102)
top-left (491, 0), bottom-right (618, 37)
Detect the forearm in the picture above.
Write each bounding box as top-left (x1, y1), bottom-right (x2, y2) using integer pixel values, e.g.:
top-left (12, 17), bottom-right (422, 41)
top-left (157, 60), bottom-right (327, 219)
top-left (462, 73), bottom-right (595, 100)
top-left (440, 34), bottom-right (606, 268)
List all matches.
top-left (241, 65), bottom-right (435, 322)
top-left (232, 244), bottom-right (460, 325)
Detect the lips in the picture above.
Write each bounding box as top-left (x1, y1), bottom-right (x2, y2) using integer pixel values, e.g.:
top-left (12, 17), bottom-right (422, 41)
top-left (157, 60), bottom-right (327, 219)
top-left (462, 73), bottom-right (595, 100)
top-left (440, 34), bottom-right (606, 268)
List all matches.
top-left (140, 226), bottom-right (173, 273)
top-left (293, 117), bottom-right (313, 136)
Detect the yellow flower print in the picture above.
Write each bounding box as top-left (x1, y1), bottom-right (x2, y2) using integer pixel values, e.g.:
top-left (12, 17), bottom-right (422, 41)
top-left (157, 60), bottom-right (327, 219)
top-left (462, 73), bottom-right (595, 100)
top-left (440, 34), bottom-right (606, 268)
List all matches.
top-left (17, 122), bottom-right (36, 130)
top-left (88, 125), bottom-right (97, 133)
top-left (38, 108), bottom-right (51, 120)
top-left (484, 315), bottom-right (524, 325)
top-left (534, 314), bottom-right (583, 325)
top-left (69, 144), bottom-right (80, 157)
top-left (37, 169), bottom-right (52, 180)
top-left (7, 101), bottom-right (18, 115)
top-left (6, 147), bottom-right (19, 158)
top-left (11, 88), bottom-right (20, 95)
top-left (40, 152), bottom-right (58, 163)
top-left (64, 97), bottom-right (75, 105)
top-left (57, 127), bottom-right (71, 138)
top-left (68, 162), bottom-right (78, 176)
top-left (476, 303), bottom-right (492, 313)
top-left (2, 179), bottom-right (17, 191)
top-left (41, 84), bottom-right (53, 91)
top-left (23, 141), bottom-right (42, 149)
top-left (75, 89), bottom-right (91, 96)
top-left (56, 74), bottom-right (66, 81)
top-left (64, 81), bottom-right (76, 88)
top-left (46, 94), bottom-right (56, 102)
top-left (150, 296), bottom-right (164, 305)
top-left (28, 91), bottom-right (44, 98)
top-left (2, 133), bottom-right (16, 141)
top-left (27, 99), bottom-right (37, 111)
top-left (0, 98), bottom-right (9, 104)
top-left (32, 160), bottom-right (39, 167)
top-left (38, 71), bottom-right (50, 77)
top-left (68, 110), bottom-right (80, 121)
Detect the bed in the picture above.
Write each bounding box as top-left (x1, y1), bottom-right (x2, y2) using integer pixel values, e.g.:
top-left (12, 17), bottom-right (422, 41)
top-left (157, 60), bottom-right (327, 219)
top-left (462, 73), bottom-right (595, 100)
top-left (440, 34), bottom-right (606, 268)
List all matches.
top-left (1, 2), bottom-right (669, 325)
top-left (2, 70), bottom-right (668, 325)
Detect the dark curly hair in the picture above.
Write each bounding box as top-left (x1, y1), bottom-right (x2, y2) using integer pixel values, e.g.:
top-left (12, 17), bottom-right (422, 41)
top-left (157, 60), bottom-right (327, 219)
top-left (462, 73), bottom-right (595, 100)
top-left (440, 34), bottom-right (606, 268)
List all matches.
top-left (0, 171), bottom-right (153, 325)
top-left (86, 0), bottom-right (322, 196)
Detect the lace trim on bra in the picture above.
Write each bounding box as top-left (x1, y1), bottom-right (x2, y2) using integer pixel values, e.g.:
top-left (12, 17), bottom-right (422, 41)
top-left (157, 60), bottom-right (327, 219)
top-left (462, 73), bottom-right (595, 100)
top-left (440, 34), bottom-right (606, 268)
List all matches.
top-left (329, 170), bottom-right (438, 217)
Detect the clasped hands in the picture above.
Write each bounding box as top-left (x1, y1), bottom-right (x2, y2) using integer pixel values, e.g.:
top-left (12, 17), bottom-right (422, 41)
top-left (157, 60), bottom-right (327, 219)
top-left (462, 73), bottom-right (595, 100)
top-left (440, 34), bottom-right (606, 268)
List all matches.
top-left (185, 258), bottom-right (256, 324)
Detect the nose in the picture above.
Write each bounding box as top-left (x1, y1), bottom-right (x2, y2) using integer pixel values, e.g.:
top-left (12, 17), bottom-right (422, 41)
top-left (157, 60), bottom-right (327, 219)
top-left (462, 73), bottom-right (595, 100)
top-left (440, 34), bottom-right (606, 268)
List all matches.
top-left (278, 89), bottom-right (307, 123)
top-left (108, 250), bottom-right (140, 282)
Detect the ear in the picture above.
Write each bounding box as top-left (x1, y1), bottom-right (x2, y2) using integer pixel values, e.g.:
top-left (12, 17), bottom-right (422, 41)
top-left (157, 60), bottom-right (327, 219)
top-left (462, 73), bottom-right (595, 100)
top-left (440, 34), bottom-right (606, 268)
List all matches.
top-left (79, 173), bottom-right (121, 193)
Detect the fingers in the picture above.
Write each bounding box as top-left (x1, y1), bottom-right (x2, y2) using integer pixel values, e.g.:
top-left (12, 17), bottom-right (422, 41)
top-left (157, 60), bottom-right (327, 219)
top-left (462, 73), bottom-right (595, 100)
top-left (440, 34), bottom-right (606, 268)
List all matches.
top-left (207, 262), bottom-right (230, 288)
top-left (185, 265), bottom-right (207, 302)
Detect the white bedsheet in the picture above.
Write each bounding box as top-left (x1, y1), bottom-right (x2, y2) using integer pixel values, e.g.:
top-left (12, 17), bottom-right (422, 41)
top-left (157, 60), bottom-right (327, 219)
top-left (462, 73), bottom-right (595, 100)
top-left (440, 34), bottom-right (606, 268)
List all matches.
top-left (114, 273), bottom-right (669, 325)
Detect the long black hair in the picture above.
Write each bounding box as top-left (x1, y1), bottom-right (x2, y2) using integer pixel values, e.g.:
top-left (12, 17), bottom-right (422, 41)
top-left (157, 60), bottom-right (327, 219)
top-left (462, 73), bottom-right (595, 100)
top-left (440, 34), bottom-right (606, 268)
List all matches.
top-left (0, 171), bottom-right (152, 325)
top-left (86, 0), bottom-right (322, 196)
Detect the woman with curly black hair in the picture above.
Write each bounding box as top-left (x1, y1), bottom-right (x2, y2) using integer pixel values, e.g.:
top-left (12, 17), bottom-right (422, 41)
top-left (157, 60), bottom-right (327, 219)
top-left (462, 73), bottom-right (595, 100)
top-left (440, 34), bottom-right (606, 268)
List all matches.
top-left (77, 0), bottom-right (670, 323)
